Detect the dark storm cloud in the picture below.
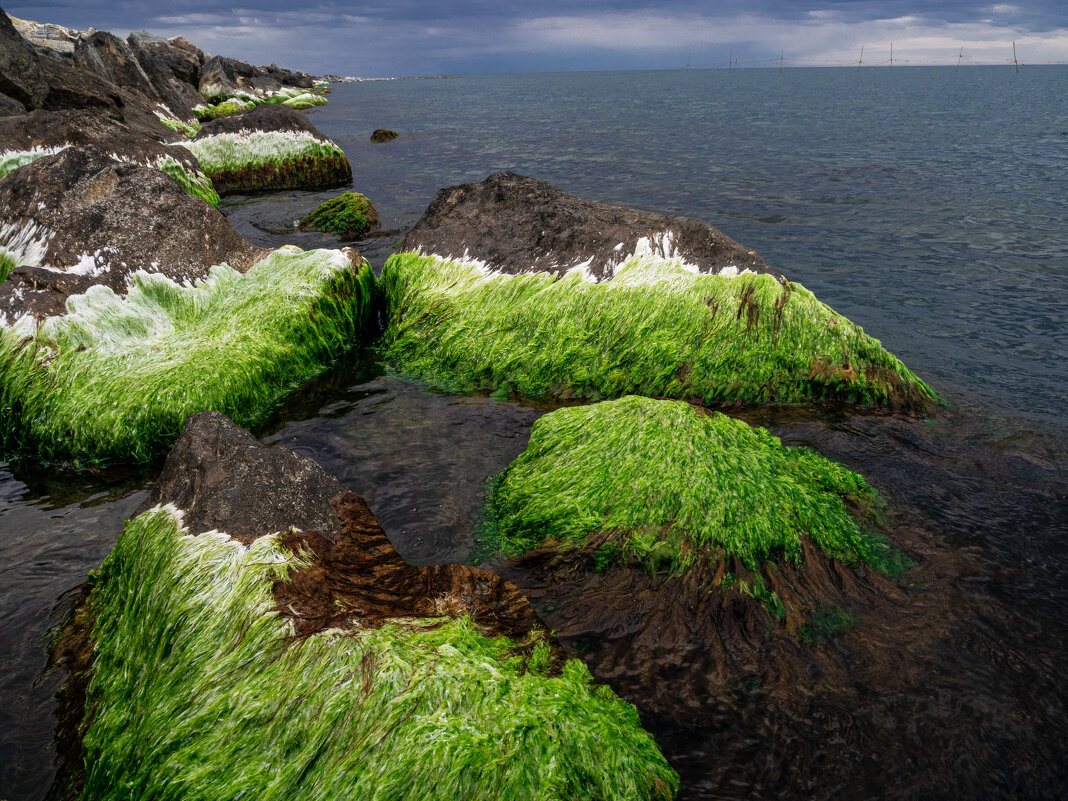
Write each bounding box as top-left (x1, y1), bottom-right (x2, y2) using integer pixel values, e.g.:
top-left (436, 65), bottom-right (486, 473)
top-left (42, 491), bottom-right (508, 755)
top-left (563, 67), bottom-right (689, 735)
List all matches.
top-left (3, 1), bottom-right (1065, 73)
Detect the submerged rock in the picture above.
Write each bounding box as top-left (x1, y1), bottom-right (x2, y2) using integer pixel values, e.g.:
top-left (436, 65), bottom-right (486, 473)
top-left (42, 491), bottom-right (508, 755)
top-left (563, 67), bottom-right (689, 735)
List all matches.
top-left (483, 396), bottom-right (921, 717)
top-left (187, 104), bottom-right (351, 194)
top-left (301, 192), bottom-right (380, 239)
top-left (371, 128), bottom-right (399, 143)
top-left (49, 412), bottom-right (678, 800)
top-left (404, 172), bottom-right (781, 281)
top-left (0, 244), bottom-right (376, 463)
top-left (0, 146), bottom-right (261, 322)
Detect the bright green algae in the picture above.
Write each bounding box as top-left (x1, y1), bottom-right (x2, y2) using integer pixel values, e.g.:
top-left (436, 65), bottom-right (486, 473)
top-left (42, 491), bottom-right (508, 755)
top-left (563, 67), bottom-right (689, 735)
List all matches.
top-left (182, 130), bottom-right (346, 175)
top-left (0, 248), bottom-right (377, 464)
top-left (484, 396), bottom-right (899, 577)
top-left (381, 252), bottom-right (936, 410)
top-left (154, 155), bottom-right (220, 207)
top-left (302, 192), bottom-right (380, 238)
top-left (77, 506), bottom-right (679, 800)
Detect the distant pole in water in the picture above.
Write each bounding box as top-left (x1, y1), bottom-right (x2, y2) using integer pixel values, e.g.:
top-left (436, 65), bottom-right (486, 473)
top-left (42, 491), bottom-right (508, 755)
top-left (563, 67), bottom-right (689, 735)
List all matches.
top-left (957, 47), bottom-right (963, 71)
top-left (779, 50), bottom-right (784, 73)
top-left (857, 46), bottom-right (864, 71)
top-left (729, 49), bottom-right (733, 72)
top-left (890, 41), bottom-right (894, 70)
top-left (1013, 41), bottom-right (1019, 73)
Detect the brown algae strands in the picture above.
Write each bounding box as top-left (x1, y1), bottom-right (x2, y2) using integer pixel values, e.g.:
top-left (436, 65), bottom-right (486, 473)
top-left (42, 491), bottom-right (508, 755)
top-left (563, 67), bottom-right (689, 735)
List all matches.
top-left (484, 396), bottom-right (901, 579)
top-left (0, 247), bottom-right (377, 464)
top-left (76, 505), bottom-right (678, 800)
top-left (380, 251), bottom-right (937, 410)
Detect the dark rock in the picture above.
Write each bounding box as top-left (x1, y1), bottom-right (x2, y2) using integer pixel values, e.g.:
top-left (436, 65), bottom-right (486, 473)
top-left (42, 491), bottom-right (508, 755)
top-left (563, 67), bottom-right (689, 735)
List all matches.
top-left (167, 36), bottom-right (206, 70)
top-left (0, 9), bottom-right (50, 109)
top-left (0, 90), bottom-right (24, 116)
top-left (261, 63), bottom-right (314, 89)
top-left (0, 147), bottom-right (266, 321)
top-left (194, 101), bottom-right (323, 138)
top-left (125, 32), bottom-right (202, 118)
top-left (370, 128), bottom-right (398, 143)
top-left (404, 171), bottom-right (784, 282)
top-left (73, 31), bottom-right (160, 104)
top-left (129, 30), bottom-right (200, 86)
top-left (140, 410), bottom-right (349, 543)
top-left (198, 55), bottom-right (272, 100)
top-left (0, 108), bottom-right (192, 177)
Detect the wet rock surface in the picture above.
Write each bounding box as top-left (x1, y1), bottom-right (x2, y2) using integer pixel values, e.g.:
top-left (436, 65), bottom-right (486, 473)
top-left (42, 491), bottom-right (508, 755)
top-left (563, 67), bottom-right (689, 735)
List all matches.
top-left (0, 147), bottom-right (266, 321)
top-left (404, 171), bottom-right (784, 281)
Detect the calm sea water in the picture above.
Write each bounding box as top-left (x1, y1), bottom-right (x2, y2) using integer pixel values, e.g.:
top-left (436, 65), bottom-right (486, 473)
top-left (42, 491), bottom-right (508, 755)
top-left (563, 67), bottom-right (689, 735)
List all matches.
top-left (2, 67), bottom-right (1066, 800)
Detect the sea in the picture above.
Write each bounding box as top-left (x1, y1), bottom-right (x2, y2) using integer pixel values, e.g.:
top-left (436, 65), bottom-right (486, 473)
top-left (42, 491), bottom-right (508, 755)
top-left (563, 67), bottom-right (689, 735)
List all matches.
top-left (1, 66), bottom-right (1066, 800)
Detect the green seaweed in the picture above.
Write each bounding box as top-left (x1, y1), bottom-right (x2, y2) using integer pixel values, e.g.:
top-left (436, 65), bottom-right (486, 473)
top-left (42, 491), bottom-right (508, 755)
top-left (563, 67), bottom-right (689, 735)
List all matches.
top-left (0, 147), bottom-right (62, 179)
top-left (156, 114), bottom-right (202, 138)
top-left (0, 249), bottom-right (15, 285)
top-left (380, 252), bottom-right (937, 411)
top-left (302, 192), bottom-right (380, 239)
top-left (76, 505), bottom-right (678, 800)
top-left (483, 396), bottom-right (902, 576)
top-left (154, 155), bottom-right (221, 207)
top-left (0, 247), bottom-right (377, 464)
top-left (184, 131), bottom-right (346, 176)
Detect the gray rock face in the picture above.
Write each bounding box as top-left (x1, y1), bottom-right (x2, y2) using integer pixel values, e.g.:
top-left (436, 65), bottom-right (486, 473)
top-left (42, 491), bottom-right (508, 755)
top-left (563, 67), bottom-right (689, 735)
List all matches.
top-left (141, 411), bottom-right (348, 543)
top-left (125, 32), bottom-right (202, 118)
top-left (404, 172), bottom-right (784, 282)
top-left (0, 147), bottom-right (266, 322)
top-left (198, 55), bottom-right (280, 99)
top-left (73, 31), bottom-right (160, 104)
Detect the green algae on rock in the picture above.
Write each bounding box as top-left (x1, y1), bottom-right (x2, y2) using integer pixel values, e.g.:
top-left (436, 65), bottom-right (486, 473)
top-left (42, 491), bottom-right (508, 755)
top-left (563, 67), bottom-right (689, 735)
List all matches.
top-left (381, 251), bottom-right (936, 411)
top-left (69, 501), bottom-right (678, 801)
top-left (483, 396), bottom-right (901, 578)
top-left (0, 247), bottom-right (377, 464)
top-left (184, 129), bottom-right (350, 194)
top-left (301, 192), bottom-right (380, 239)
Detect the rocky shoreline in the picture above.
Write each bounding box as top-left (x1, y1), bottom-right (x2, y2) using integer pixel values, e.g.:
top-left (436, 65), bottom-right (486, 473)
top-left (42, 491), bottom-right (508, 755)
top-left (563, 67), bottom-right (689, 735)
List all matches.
top-left (1, 7), bottom-right (951, 800)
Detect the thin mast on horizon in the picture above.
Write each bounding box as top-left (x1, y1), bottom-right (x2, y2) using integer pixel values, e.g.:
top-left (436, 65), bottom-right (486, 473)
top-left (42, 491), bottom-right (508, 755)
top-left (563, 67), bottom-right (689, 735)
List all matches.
top-left (957, 47), bottom-right (963, 71)
top-left (1013, 41), bottom-right (1020, 73)
top-left (779, 49), bottom-right (784, 73)
top-left (890, 41), bottom-right (894, 70)
top-left (857, 45), bottom-right (864, 70)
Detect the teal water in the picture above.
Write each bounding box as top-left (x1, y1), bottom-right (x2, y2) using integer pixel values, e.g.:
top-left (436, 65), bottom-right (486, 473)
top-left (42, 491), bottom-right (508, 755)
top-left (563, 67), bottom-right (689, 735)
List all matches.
top-left (2, 67), bottom-right (1066, 800)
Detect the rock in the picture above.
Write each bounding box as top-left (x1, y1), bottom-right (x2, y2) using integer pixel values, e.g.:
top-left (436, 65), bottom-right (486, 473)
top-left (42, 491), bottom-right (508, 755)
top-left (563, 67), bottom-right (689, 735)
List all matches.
top-left (48, 412), bottom-right (678, 799)
top-left (73, 31), bottom-right (162, 104)
top-left (0, 146), bottom-right (263, 323)
top-left (261, 62), bottom-right (314, 89)
top-left (198, 55), bottom-right (277, 101)
top-left (0, 109), bottom-right (216, 206)
top-left (0, 91), bottom-right (24, 116)
top-left (484, 396), bottom-right (927, 719)
top-left (404, 172), bottom-right (783, 281)
top-left (166, 36), bottom-right (206, 71)
top-left (129, 30), bottom-right (200, 86)
top-left (0, 241), bottom-right (377, 463)
top-left (300, 192), bottom-right (379, 239)
top-left (7, 13), bottom-right (80, 55)
top-left (379, 246), bottom-right (937, 409)
top-left (125, 31), bottom-right (203, 119)
top-left (370, 128), bottom-right (399, 143)
top-left (188, 104), bottom-right (352, 195)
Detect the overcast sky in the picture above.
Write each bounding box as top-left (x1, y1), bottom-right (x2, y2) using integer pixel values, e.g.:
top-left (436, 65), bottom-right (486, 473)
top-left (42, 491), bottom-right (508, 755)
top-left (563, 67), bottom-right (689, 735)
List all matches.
top-left (5, 1), bottom-right (1066, 76)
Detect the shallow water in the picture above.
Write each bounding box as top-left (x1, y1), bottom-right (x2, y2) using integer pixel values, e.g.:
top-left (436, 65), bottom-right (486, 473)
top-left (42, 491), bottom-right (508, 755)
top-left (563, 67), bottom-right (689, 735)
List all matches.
top-left (2, 67), bottom-right (1067, 799)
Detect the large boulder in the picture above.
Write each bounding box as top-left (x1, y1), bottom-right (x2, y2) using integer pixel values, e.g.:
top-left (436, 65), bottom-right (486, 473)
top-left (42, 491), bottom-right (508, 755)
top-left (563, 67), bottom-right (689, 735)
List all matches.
top-left (7, 13), bottom-right (79, 55)
top-left (72, 31), bottom-right (160, 104)
top-left (0, 147), bottom-right (262, 322)
top-left (404, 171), bottom-right (782, 281)
top-left (381, 173), bottom-right (936, 411)
top-left (0, 108), bottom-right (216, 204)
top-left (125, 31), bottom-right (203, 119)
top-left (187, 103), bottom-right (351, 194)
top-left (48, 412), bottom-right (678, 799)
top-left (198, 55), bottom-right (280, 101)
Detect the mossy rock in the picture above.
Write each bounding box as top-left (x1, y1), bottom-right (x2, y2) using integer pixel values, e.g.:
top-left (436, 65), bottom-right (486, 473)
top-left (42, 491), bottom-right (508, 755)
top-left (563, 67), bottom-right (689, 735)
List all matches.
top-left (380, 252), bottom-right (937, 411)
top-left (300, 192), bottom-right (380, 239)
top-left (482, 396), bottom-right (902, 580)
top-left (371, 128), bottom-right (399, 143)
top-left (65, 494), bottom-right (679, 799)
top-left (0, 247), bottom-right (377, 464)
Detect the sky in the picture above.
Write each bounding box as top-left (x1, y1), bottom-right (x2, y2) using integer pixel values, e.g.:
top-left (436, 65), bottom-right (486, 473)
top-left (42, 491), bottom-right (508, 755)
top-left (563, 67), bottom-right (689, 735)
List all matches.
top-left (4, 1), bottom-right (1066, 76)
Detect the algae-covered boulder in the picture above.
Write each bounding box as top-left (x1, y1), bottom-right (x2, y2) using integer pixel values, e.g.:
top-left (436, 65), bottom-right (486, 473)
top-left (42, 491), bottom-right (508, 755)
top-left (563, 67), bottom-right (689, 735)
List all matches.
top-left (485, 396), bottom-right (912, 715)
top-left (0, 147), bottom-right (261, 323)
top-left (384, 174), bottom-right (934, 410)
top-left (49, 412), bottom-right (678, 800)
top-left (301, 192), bottom-right (380, 239)
top-left (404, 172), bottom-right (782, 281)
top-left (186, 103), bottom-right (351, 194)
top-left (371, 128), bottom-right (399, 143)
top-left (0, 244), bottom-right (376, 463)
